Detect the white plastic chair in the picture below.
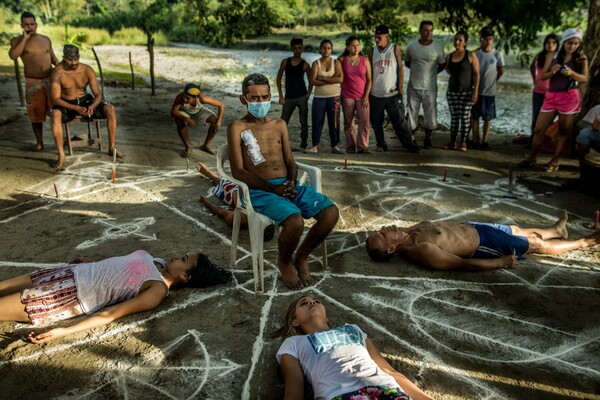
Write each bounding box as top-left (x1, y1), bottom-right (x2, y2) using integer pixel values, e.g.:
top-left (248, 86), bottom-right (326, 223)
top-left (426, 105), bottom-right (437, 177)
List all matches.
top-left (216, 144), bottom-right (328, 293)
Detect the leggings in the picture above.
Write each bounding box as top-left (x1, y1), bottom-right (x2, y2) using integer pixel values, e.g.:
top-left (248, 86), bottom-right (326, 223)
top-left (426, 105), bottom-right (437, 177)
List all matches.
top-left (447, 91), bottom-right (472, 143)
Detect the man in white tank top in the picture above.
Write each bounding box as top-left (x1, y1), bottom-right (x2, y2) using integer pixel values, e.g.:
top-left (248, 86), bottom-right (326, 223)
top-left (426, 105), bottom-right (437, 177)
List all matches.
top-left (368, 25), bottom-right (420, 154)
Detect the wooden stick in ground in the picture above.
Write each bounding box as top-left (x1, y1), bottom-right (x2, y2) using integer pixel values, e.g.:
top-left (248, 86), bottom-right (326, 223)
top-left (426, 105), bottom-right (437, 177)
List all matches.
top-left (92, 46), bottom-right (105, 97)
top-left (129, 51), bottom-right (135, 91)
top-left (14, 59), bottom-right (25, 107)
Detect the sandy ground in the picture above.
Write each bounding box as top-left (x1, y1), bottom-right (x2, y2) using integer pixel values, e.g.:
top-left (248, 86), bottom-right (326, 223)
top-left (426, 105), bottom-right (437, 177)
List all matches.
top-left (1, 48), bottom-right (600, 400)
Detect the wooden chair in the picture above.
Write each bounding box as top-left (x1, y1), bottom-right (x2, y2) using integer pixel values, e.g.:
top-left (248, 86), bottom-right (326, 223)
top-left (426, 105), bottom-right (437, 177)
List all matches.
top-left (63, 116), bottom-right (103, 155)
top-left (216, 144), bottom-right (328, 293)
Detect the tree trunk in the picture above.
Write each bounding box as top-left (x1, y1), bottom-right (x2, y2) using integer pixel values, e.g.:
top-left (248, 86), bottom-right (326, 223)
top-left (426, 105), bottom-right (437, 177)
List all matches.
top-left (147, 34), bottom-right (156, 96)
top-left (14, 59), bottom-right (24, 107)
top-left (581, 0), bottom-right (600, 115)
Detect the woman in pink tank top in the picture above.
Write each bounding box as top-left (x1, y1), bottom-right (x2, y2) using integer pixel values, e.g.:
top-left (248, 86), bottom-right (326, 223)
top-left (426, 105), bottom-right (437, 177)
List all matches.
top-left (340, 36), bottom-right (373, 153)
top-left (527, 34), bottom-right (558, 146)
top-left (0, 250), bottom-right (230, 343)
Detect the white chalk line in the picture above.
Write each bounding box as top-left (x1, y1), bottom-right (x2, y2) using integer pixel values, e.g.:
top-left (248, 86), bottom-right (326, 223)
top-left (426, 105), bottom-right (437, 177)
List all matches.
top-left (1, 291), bottom-right (224, 366)
top-left (312, 287), bottom-right (502, 398)
top-left (401, 288), bottom-right (600, 376)
top-left (377, 283), bottom-right (599, 343)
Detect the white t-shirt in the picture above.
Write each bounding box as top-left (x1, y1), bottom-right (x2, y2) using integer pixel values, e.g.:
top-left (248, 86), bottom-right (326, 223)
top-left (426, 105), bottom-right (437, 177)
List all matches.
top-left (582, 105), bottom-right (600, 124)
top-left (74, 250), bottom-right (166, 314)
top-left (276, 324), bottom-right (400, 400)
top-left (405, 40), bottom-right (445, 91)
top-left (476, 49), bottom-right (505, 96)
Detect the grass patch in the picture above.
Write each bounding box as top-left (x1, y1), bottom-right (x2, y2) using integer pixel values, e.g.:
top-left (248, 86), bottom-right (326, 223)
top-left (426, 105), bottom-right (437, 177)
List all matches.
top-left (102, 70), bottom-right (145, 87)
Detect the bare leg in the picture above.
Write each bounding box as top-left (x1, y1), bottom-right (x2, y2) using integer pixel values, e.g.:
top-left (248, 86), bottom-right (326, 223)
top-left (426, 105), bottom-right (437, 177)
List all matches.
top-left (200, 116), bottom-right (218, 155)
top-left (50, 109), bottom-right (66, 170)
top-left (482, 120), bottom-right (491, 144)
top-left (547, 114), bottom-right (576, 167)
top-left (527, 230), bottom-right (600, 255)
top-left (278, 214), bottom-right (304, 289)
top-left (104, 105), bottom-right (123, 158)
top-left (31, 122), bottom-right (44, 151)
top-left (523, 111), bottom-right (557, 162)
top-left (510, 210), bottom-right (568, 240)
top-left (294, 205), bottom-right (339, 286)
top-left (0, 274), bottom-right (33, 297)
top-left (175, 119), bottom-right (193, 157)
top-left (196, 162), bottom-right (220, 186)
top-left (471, 118), bottom-right (480, 144)
top-left (0, 292), bottom-right (30, 322)
top-left (199, 196), bottom-right (248, 229)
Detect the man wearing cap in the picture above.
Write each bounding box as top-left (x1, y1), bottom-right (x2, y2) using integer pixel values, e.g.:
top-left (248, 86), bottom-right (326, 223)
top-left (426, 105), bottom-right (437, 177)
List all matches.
top-left (170, 83), bottom-right (225, 157)
top-left (50, 44), bottom-right (121, 170)
top-left (368, 24), bottom-right (420, 154)
top-left (9, 12), bottom-right (59, 152)
top-left (470, 26), bottom-right (505, 151)
top-left (404, 20), bottom-right (446, 149)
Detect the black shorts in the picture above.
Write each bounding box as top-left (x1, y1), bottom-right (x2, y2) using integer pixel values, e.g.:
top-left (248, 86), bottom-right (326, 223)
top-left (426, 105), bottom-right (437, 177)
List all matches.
top-left (55, 94), bottom-right (108, 123)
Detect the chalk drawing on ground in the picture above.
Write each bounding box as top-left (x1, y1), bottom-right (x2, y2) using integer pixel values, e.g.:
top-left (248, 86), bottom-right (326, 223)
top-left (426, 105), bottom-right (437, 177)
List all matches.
top-left (2, 157), bottom-right (599, 399)
top-left (76, 217), bottom-right (157, 249)
top-left (57, 330), bottom-right (242, 400)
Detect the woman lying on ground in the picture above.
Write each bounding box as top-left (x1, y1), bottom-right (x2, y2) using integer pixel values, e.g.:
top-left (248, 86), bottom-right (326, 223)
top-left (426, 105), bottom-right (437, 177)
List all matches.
top-left (0, 249), bottom-right (230, 343)
top-left (274, 295), bottom-right (433, 400)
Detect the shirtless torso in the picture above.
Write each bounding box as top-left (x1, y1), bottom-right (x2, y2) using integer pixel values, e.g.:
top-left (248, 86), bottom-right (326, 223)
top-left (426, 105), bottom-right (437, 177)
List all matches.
top-left (52, 63), bottom-right (98, 101)
top-left (9, 23), bottom-right (57, 79)
top-left (401, 222), bottom-right (479, 257)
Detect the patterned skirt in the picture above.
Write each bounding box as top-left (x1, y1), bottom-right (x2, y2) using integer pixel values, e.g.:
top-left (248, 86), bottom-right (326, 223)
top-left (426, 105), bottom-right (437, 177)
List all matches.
top-left (21, 266), bottom-right (84, 325)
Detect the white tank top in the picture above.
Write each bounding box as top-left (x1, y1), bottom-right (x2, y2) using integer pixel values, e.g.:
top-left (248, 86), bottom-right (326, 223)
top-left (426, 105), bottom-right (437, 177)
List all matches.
top-left (314, 59), bottom-right (341, 98)
top-left (73, 250), bottom-right (167, 314)
top-left (370, 43), bottom-right (400, 98)
top-left (181, 97), bottom-right (205, 115)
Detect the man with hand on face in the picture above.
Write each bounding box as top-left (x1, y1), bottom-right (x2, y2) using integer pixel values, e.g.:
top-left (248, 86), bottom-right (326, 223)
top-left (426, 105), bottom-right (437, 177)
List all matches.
top-left (50, 45), bottom-right (121, 170)
top-left (227, 73), bottom-right (339, 290)
top-left (9, 12), bottom-right (59, 151)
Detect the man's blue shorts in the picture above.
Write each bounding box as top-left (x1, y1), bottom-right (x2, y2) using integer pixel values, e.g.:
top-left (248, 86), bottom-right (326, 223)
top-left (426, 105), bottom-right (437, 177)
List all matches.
top-left (465, 222), bottom-right (529, 259)
top-left (249, 177), bottom-right (334, 226)
top-left (471, 95), bottom-right (496, 121)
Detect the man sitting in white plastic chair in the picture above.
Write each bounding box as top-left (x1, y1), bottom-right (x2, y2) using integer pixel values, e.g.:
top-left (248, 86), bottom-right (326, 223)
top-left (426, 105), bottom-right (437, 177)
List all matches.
top-left (227, 73), bottom-right (339, 290)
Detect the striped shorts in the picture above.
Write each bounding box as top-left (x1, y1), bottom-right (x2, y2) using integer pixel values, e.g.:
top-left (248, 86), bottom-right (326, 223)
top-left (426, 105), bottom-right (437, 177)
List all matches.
top-left (212, 178), bottom-right (238, 208)
top-left (21, 266), bottom-right (84, 325)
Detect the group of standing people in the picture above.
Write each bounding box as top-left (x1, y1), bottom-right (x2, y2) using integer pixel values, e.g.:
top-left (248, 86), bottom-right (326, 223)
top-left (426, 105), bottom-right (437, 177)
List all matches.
top-left (276, 22), bottom-right (507, 156)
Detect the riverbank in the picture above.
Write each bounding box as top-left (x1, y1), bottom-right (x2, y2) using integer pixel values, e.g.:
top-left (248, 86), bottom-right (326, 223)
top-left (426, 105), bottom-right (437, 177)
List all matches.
top-left (1, 52), bottom-right (599, 400)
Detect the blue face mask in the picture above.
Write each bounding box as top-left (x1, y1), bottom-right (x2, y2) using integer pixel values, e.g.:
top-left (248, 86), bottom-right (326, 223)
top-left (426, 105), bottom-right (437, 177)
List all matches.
top-left (247, 101), bottom-right (270, 118)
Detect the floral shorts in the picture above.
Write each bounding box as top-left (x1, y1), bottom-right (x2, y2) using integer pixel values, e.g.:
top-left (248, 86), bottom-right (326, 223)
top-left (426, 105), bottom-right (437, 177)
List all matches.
top-left (331, 385), bottom-right (411, 400)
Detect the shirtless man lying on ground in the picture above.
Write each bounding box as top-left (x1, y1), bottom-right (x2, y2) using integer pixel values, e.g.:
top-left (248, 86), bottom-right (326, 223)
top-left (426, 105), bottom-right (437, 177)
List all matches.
top-left (227, 73), bottom-right (339, 289)
top-left (366, 210), bottom-right (600, 271)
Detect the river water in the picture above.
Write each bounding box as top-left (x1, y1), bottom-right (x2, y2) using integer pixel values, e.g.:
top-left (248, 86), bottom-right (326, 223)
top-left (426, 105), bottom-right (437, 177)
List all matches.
top-left (95, 43), bottom-right (535, 136)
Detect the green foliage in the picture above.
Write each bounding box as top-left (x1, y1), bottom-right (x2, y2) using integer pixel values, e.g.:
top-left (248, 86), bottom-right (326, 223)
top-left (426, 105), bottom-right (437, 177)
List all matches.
top-left (349, 0), bottom-right (410, 48)
top-left (427, 0), bottom-right (587, 54)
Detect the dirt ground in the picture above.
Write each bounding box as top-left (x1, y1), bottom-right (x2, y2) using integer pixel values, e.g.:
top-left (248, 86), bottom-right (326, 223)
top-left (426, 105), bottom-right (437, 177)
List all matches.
top-left (1, 54), bottom-right (600, 400)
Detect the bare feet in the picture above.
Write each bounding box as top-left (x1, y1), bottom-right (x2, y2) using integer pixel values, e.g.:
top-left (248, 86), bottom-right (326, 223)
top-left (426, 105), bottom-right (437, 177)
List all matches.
top-left (195, 162), bottom-right (209, 176)
top-left (499, 255), bottom-right (518, 269)
top-left (200, 145), bottom-right (216, 155)
top-left (108, 148), bottom-right (125, 159)
top-left (53, 157), bottom-right (66, 171)
top-left (295, 256), bottom-right (314, 287)
top-left (277, 260), bottom-right (303, 290)
top-left (584, 230), bottom-right (600, 247)
top-left (199, 195), bottom-right (209, 206)
top-left (32, 143), bottom-right (44, 152)
top-left (180, 148), bottom-right (193, 158)
top-left (554, 209), bottom-right (569, 239)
